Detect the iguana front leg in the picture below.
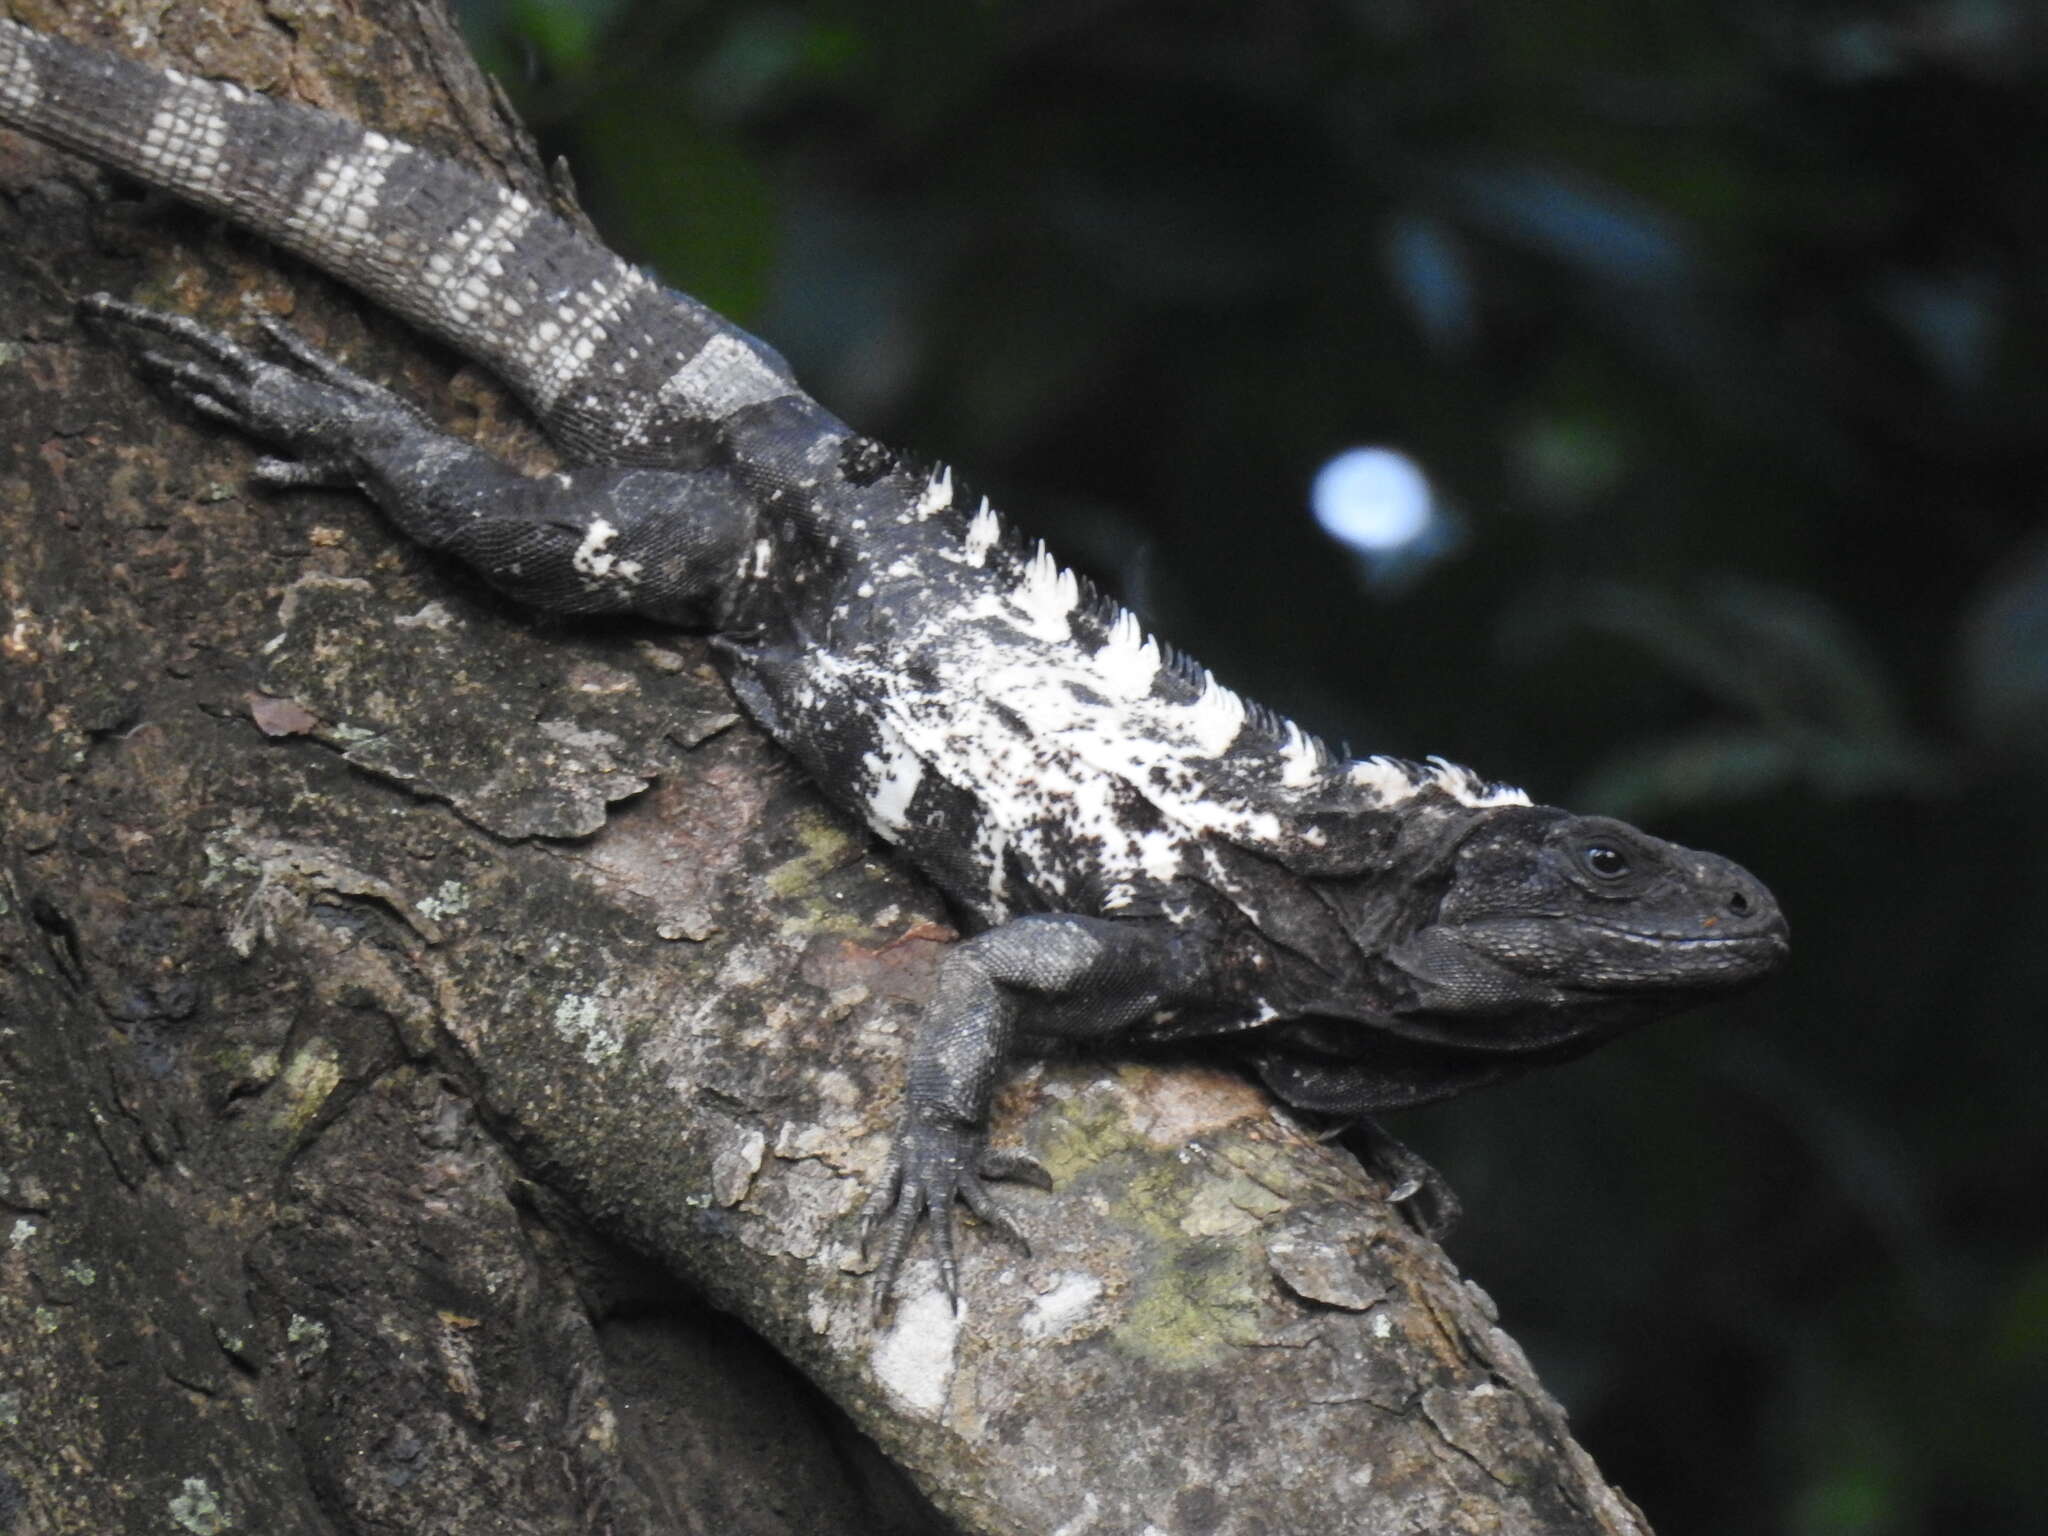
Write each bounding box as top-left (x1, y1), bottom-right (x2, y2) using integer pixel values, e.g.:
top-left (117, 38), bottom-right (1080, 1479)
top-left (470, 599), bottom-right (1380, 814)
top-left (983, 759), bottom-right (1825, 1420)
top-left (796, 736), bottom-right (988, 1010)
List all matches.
top-left (81, 295), bottom-right (759, 625)
top-left (862, 913), bottom-right (1211, 1316)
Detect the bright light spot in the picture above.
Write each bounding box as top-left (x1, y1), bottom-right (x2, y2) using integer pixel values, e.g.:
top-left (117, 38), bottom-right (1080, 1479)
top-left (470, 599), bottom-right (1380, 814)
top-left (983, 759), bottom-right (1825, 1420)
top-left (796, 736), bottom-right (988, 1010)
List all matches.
top-left (1311, 447), bottom-right (1435, 553)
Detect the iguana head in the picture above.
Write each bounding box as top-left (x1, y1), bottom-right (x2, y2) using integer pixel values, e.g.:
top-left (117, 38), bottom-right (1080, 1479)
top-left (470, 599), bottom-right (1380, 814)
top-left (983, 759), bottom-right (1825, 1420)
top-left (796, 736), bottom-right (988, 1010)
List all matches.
top-left (1379, 805), bottom-right (1788, 1048)
top-left (1253, 805), bottom-right (1788, 1115)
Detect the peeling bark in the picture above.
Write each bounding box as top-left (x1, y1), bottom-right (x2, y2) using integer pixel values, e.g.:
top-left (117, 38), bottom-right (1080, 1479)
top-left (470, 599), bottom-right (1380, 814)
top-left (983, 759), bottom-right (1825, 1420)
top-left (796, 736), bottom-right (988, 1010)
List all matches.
top-left (0, 3), bottom-right (1657, 1531)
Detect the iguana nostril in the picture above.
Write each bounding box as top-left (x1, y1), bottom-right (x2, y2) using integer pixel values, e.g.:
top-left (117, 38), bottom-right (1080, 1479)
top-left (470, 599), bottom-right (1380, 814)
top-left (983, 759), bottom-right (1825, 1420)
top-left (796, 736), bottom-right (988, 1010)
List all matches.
top-left (1728, 889), bottom-right (1752, 917)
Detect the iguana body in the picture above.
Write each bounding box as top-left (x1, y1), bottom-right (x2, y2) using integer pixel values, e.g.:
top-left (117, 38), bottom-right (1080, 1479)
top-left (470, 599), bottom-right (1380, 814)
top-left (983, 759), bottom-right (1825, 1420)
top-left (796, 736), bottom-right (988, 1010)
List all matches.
top-left (0, 21), bottom-right (1788, 1310)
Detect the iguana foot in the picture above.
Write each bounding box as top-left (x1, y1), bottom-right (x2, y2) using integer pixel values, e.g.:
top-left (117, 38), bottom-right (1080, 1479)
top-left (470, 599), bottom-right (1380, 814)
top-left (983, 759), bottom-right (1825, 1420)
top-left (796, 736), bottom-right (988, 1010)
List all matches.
top-left (1351, 1118), bottom-right (1462, 1239)
top-left (81, 294), bottom-right (417, 486)
top-left (860, 1118), bottom-right (1048, 1321)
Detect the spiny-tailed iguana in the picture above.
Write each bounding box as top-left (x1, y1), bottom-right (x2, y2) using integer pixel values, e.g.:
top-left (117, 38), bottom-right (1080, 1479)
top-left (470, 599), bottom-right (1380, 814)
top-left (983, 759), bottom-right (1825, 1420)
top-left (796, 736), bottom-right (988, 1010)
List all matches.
top-left (0, 20), bottom-right (1788, 1315)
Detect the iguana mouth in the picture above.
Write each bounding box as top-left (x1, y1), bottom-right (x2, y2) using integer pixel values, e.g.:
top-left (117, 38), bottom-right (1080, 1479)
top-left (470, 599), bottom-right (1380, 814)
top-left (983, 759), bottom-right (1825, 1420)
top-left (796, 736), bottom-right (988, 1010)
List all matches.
top-left (1573, 923), bottom-right (1788, 950)
top-left (1454, 910), bottom-right (1788, 952)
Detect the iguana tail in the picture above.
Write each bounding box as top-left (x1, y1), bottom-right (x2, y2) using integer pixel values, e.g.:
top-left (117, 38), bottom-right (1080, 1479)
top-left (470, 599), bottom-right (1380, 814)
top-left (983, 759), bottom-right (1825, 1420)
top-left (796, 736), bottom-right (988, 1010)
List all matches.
top-left (0, 19), bottom-right (800, 465)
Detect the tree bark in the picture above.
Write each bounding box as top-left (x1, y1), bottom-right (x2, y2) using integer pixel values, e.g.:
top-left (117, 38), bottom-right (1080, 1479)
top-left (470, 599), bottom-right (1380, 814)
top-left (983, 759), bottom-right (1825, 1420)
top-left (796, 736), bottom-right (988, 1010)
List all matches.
top-left (0, 2), bottom-right (1655, 1531)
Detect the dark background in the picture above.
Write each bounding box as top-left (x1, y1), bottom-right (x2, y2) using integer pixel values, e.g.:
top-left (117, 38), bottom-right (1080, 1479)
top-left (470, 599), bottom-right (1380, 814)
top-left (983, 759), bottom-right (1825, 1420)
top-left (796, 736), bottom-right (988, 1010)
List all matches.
top-left (455, 3), bottom-right (2047, 1532)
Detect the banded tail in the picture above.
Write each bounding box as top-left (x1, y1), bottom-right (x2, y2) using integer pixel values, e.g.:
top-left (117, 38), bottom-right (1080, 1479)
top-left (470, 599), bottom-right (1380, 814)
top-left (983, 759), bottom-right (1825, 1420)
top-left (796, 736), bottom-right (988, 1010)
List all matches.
top-left (0, 19), bottom-right (801, 465)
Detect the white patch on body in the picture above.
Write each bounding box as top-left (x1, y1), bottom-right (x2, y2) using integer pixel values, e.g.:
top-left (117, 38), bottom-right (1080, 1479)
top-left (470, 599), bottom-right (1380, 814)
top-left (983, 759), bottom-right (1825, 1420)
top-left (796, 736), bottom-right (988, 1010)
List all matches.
top-left (0, 23), bottom-right (41, 115)
top-left (1135, 828), bottom-right (1184, 883)
top-left (860, 733), bottom-right (926, 837)
top-left (426, 192), bottom-right (536, 335)
top-left (658, 331), bottom-right (790, 420)
top-left (803, 607), bottom-right (1299, 915)
top-left (535, 262), bottom-right (654, 404)
top-left (134, 79), bottom-right (234, 192)
top-left (293, 141), bottom-right (406, 248)
top-left (773, 480), bottom-right (1527, 918)
top-left (571, 517), bottom-right (627, 579)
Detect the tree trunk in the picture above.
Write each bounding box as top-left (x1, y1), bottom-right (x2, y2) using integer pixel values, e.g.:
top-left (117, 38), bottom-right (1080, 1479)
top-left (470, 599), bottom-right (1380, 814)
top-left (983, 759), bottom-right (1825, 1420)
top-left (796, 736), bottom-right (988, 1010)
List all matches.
top-left (0, 2), bottom-right (1655, 1531)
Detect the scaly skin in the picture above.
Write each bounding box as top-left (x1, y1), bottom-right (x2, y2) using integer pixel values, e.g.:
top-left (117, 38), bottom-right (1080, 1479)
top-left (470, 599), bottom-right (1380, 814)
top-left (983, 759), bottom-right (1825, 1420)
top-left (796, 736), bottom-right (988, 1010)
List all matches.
top-left (5, 22), bottom-right (1789, 1319)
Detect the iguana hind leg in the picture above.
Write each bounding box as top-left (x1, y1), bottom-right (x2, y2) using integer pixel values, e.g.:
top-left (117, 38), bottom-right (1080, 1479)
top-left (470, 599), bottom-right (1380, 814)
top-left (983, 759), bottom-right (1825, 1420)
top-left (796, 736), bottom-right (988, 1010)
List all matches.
top-left (82, 295), bottom-right (759, 625)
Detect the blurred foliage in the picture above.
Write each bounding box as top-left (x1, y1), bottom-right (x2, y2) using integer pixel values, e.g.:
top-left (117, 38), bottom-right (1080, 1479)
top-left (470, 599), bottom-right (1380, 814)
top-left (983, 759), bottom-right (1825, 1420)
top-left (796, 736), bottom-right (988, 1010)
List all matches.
top-left (457, 2), bottom-right (2047, 1532)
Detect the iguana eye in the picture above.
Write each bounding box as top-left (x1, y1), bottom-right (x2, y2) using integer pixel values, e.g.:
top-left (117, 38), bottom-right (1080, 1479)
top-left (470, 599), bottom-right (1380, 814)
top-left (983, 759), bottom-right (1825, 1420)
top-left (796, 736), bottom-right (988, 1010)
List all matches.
top-left (1582, 844), bottom-right (1631, 880)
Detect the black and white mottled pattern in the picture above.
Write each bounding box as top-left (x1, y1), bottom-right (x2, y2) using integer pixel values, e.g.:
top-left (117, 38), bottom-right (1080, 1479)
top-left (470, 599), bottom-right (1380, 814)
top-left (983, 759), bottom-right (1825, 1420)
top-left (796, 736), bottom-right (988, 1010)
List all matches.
top-left (0, 20), bottom-right (1789, 1318)
top-left (0, 19), bottom-right (796, 464)
top-left (722, 457), bottom-right (1534, 928)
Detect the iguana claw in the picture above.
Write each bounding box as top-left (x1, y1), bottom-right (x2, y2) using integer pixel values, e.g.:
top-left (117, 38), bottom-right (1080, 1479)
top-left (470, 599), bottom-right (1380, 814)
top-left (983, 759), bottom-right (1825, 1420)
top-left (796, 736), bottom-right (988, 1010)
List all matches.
top-left (860, 1119), bottom-right (1043, 1322)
